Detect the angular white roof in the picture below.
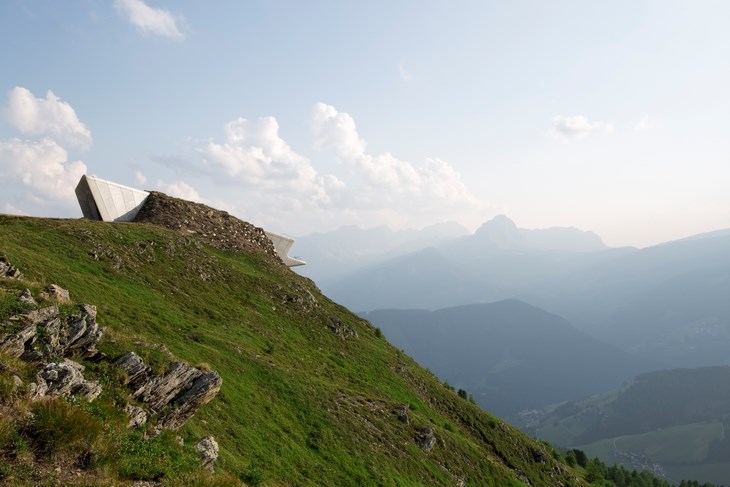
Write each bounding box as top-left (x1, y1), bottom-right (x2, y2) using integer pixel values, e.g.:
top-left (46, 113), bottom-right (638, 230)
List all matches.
top-left (75, 175), bottom-right (149, 222)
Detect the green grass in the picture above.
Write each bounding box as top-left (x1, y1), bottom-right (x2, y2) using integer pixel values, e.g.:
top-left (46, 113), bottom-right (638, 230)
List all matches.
top-left (0, 214), bottom-right (590, 486)
top-left (576, 421), bottom-right (724, 465)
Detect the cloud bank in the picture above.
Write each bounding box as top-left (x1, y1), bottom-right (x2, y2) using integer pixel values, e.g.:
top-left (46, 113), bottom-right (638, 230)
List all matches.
top-left (0, 88), bottom-right (89, 212)
top-left (6, 87), bottom-right (92, 150)
top-left (311, 102), bottom-right (481, 207)
top-left (114, 0), bottom-right (185, 40)
top-left (163, 102), bottom-right (489, 233)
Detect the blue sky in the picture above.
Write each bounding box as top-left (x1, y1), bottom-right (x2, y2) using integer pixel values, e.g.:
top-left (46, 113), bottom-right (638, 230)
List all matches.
top-left (1, 1), bottom-right (729, 247)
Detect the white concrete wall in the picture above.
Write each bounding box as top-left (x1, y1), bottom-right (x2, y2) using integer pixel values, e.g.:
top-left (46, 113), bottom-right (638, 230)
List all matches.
top-left (75, 175), bottom-right (149, 222)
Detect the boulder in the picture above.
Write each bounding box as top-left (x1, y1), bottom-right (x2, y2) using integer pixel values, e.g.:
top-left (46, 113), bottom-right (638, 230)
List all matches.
top-left (30, 359), bottom-right (102, 402)
top-left (195, 436), bottom-right (219, 471)
top-left (117, 356), bottom-right (222, 432)
top-left (40, 284), bottom-right (71, 303)
top-left (124, 403), bottom-right (148, 429)
top-left (415, 426), bottom-right (436, 451)
top-left (0, 256), bottom-right (22, 279)
top-left (1, 323), bottom-right (37, 358)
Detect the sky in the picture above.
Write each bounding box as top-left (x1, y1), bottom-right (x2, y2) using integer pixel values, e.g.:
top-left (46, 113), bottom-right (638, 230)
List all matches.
top-left (1, 0), bottom-right (729, 248)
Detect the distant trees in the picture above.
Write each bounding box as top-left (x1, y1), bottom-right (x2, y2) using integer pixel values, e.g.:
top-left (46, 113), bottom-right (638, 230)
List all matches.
top-left (560, 448), bottom-right (723, 487)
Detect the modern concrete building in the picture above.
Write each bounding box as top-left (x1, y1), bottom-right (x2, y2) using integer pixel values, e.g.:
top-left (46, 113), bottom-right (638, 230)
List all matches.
top-left (75, 175), bottom-right (305, 267)
top-left (75, 175), bottom-right (149, 222)
top-left (265, 231), bottom-right (305, 267)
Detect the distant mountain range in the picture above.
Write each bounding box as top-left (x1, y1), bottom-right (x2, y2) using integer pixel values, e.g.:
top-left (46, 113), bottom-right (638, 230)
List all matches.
top-left (298, 216), bottom-right (730, 369)
top-left (363, 299), bottom-right (657, 419)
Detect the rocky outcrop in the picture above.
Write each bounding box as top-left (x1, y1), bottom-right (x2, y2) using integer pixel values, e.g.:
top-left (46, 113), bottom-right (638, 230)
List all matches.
top-left (0, 302), bottom-right (104, 361)
top-left (40, 284), bottom-right (71, 303)
top-left (415, 426), bottom-right (436, 451)
top-left (115, 352), bottom-right (222, 431)
top-left (195, 436), bottom-right (219, 471)
top-left (1, 258), bottom-right (222, 464)
top-left (29, 359), bottom-right (102, 401)
top-left (329, 316), bottom-right (358, 339)
top-left (0, 255), bottom-right (22, 279)
top-left (395, 404), bottom-right (410, 425)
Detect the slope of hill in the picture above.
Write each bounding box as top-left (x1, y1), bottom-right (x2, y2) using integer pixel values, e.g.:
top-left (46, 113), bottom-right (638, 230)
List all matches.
top-left (363, 300), bottom-right (655, 419)
top-left (531, 366), bottom-right (730, 485)
top-left (0, 202), bottom-right (591, 486)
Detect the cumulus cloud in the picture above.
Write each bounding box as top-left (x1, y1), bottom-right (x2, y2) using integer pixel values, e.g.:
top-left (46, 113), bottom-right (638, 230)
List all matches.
top-left (114, 0), bottom-right (185, 40)
top-left (0, 138), bottom-right (87, 205)
top-left (156, 179), bottom-right (205, 203)
top-left (311, 102), bottom-right (479, 206)
top-left (201, 116), bottom-right (343, 205)
top-left (5, 87), bottom-right (92, 150)
top-left (552, 115), bottom-right (613, 139)
top-left (134, 170), bottom-right (148, 185)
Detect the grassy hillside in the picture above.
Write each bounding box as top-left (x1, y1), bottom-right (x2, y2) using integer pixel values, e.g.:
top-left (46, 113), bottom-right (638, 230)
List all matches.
top-left (533, 367), bottom-right (730, 485)
top-left (0, 211), bottom-right (590, 486)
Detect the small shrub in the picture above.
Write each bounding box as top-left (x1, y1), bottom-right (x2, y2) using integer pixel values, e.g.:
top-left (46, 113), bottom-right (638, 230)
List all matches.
top-left (374, 327), bottom-right (383, 338)
top-left (25, 397), bottom-right (103, 458)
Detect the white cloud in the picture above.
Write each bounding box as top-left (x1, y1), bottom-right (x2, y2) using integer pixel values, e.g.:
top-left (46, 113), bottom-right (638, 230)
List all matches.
top-left (114, 0), bottom-right (185, 40)
top-left (0, 137), bottom-right (87, 206)
top-left (5, 87), bottom-right (92, 150)
top-left (311, 102), bottom-right (480, 205)
top-left (201, 116), bottom-right (342, 205)
top-left (1, 202), bottom-right (27, 215)
top-left (156, 179), bottom-right (205, 203)
top-left (135, 170), bottom-right (148, 185)
top-left (552, 115), bottom-right (613, 139)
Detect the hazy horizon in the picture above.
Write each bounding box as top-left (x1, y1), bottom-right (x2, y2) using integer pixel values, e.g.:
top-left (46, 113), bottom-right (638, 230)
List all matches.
top-left (1, 1), bottom-right (729, 248)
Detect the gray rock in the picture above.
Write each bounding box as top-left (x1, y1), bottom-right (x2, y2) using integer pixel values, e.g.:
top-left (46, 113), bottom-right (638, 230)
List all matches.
top-left (415, 426), bottom-right (436, 451)
top-left (195, 436), bottom-right (219, 471)
top-left (157, 370), bottom-right (222, 430)
top-left (62, 305), bottom-right (103, 356)
top-left (25, 306), bottom-right (60, 326)
top-left (132, 361), bottom-right (204, 413)
top-left (395, 404), bottom-right (410, 425)
top-left (116, 355), bottom-right (222, 432)
top-left (8, 305), bottom-right (104, 360)
top-left (114, 352), bottom-right (151, 387)
top-left (40, 284), bottom-right (71, 303)
top-left (30, 359), bottom-right (101, 401)
top-left (18, 289), bottom-right (36, 305)
top-left (1, 323), bottom-right (37, 358)
top-left (0, 256), bottom-right (22, 279)
top-left (329, 316), bottom-right (358, 339)
top-left (124, 403), bottom-right (148, 428)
